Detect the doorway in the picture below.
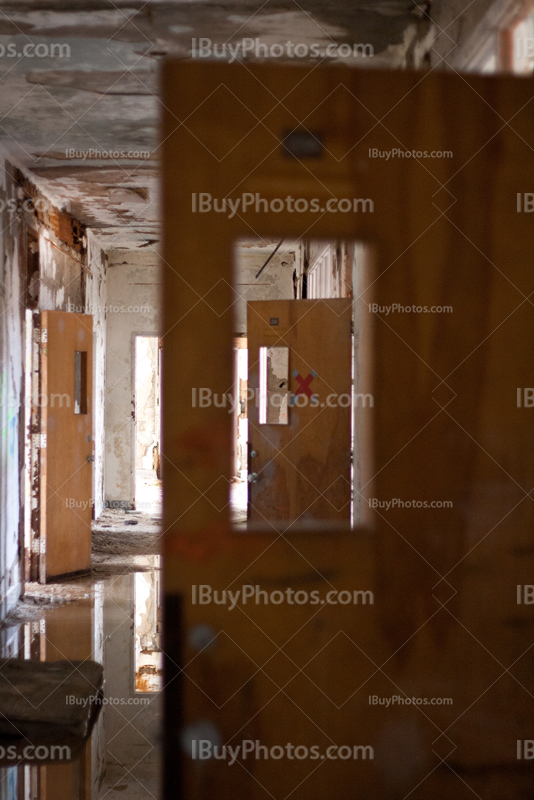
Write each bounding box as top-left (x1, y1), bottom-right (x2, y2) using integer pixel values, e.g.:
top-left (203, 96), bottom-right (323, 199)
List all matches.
top-left (230, 237), bottom-right (373, 530)
top-left (134, 336), bottom-right (162, 515)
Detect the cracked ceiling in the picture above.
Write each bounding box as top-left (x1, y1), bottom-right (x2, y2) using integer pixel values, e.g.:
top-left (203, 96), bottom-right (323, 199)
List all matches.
top-left (0, 1), bottom-right (431, 248)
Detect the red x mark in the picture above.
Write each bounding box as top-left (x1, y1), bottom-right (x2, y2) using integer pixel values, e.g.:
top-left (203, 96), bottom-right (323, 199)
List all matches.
top-left (293, 370), bottom-right (317, 398)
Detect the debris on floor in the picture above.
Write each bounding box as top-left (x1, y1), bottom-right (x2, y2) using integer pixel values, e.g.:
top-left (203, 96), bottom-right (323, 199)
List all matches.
top-left (1, 509), bottom-right (162, 626)
top-left (92, 508), bottom-right (162, 572)
top-left (0, 658), bottom-right (103, 743)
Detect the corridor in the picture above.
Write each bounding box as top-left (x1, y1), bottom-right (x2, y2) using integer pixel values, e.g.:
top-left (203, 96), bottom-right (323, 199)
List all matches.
top-left (2, 2), bottom-right (534, 800)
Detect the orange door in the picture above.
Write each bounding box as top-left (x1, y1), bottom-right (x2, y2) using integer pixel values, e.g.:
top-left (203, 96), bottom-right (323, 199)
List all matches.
top-left (162, 62), bottom-right (534, 800)
top-left (247, 299), bottom-right (352, 527)
top-left (40, 311), bottom-right (93, 580)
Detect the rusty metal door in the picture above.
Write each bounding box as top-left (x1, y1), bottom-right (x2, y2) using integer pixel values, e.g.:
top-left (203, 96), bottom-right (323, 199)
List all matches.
top-left (247, 298), bottom-right (352, 527)
top-left (38, 310), bottom-right (93, 580)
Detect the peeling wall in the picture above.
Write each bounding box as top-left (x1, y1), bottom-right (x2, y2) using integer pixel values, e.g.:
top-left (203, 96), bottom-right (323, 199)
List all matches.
top-left (430, 0), bottom-right (516, 70)
top-left (105, 249), bottom-right (161, 508)
top-left (37, 210), bottom-right (108, 520)
top-left (234, 243), bottom-right (296, 334)
top-left (34, 198), bottom-right (109, 520)
top-left (0, 156), bottom-right (110, 622)
top-left (135, 336), bottom-right (159, 471)
top-left (86, 231), bottom-right (107, 519)
top-left (305, 240), bottom-right (353, 299)
top-left (0, 156), bottom-right (25, 620)
top-left (38, 229), bottom-right (84, 312)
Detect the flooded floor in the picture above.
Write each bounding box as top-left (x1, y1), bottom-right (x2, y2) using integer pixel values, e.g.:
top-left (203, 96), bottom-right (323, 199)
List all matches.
top-left (0, 501), bottom-right (163, 799)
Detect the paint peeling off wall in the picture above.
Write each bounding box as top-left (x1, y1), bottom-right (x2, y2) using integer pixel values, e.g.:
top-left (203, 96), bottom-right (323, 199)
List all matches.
top-left (135, 337), bottom-right (159, 470)
top-left (33, 198), bottom-right (107, 517)
top-left (105, 249), bottom-right (161, 508)
top-left (0, 154), bottom-right (24, 621)
top-left (0, 158), bottom-right (106, 621)
top-left (86, 232), bottom-right (107, 519)
top-left (234, 243), bottom-right (296, 334)
top-left (38, 230), bottom-right (84, 312)
top-left (430, 0), bottom-right (506, 70)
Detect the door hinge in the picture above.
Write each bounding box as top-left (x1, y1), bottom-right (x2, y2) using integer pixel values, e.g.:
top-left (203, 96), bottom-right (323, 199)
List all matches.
top-left (31, 620), bottom-right (45, 635)
top-left (32, 433), bottom-right (47, 449)
top-left (31, 538), bottom-right (45, 554)
top-left (34, 329), bottom-right (47, 343)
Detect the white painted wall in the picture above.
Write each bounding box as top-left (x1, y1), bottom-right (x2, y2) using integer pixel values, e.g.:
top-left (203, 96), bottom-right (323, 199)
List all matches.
top-left (105, 249), bottom-right (161, 508)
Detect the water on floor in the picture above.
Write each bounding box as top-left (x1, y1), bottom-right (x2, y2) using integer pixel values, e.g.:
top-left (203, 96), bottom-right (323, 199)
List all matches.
top-left (0, 514), bottom-right (162, 799)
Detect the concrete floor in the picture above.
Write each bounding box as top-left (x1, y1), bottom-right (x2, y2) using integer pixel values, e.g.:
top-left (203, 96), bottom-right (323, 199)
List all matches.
top-left (136, 469), bottom-right (163, 516)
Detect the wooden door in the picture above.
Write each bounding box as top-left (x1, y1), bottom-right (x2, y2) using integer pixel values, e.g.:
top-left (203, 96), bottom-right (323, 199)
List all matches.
top-left (162, 62), bottom-right (534, 800)
top-left (247, 299), bottom-right (352, 527)
top-left (40, 311), bottom-right (93, 580)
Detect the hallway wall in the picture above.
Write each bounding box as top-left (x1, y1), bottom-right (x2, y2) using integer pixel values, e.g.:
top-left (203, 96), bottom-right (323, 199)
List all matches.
top-left (35, 223), bottom-right (108, 520)
top-left (105, 249), bottom-right (161, 509)
top-left (0, 155), bottom-right (110, 620)
top-left (135, 336), bottom-right (159, 471)
top-left (86, 233), bottom-right (108, 520)
top-left (431, 0), bottom-right (514, 69)
top-left (0, 157), bottom-right (25, 620)
top-left (38, 227), bottom-right (85, 313)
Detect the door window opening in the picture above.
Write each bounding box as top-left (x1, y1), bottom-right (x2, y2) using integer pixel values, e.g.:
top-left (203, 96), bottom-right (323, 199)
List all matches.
top-left (258, 346), bottom-right (289, 425)
top-left (74, 351), bottom-right (88, 415)
top-left (229, 237), bottom-right (374, 532)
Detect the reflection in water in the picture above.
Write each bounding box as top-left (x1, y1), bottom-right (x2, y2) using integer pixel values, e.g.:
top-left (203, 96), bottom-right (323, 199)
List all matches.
top-left (0, 557), bottom-right (162, 799)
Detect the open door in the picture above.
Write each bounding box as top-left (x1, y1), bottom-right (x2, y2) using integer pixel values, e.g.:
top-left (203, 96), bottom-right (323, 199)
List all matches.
top-left (162, 62), bottom-right (534, 800)
top-left (38, 311), bottom-right (93, 580)
top-left (247, 299), bottom-right (352, 527)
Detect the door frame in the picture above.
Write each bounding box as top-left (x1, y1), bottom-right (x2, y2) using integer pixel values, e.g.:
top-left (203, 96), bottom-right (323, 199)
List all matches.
top-left (132, 331), bottom-right (161, 510)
